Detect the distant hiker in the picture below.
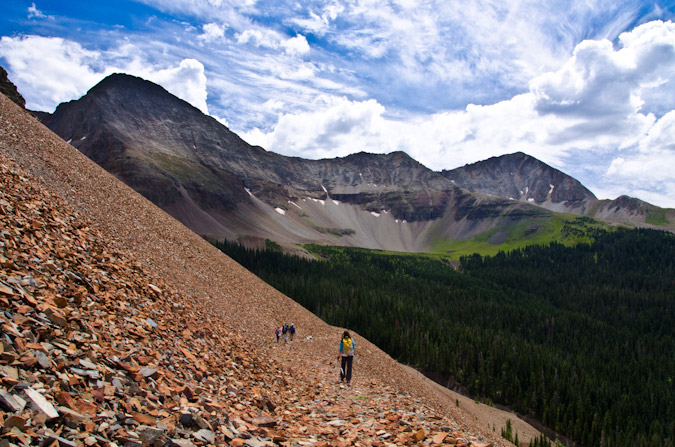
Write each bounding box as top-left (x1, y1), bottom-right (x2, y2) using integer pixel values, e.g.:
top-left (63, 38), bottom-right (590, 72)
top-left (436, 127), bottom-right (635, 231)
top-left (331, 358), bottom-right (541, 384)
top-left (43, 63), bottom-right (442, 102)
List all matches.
top-left (338, 331), bottom-right (355, 384)
top-left (275, 327), bottom-right (281, 343)
top-left (282, 323), bottom-right (289, 344)
top-left (289, 324), bottom-right (296, 341)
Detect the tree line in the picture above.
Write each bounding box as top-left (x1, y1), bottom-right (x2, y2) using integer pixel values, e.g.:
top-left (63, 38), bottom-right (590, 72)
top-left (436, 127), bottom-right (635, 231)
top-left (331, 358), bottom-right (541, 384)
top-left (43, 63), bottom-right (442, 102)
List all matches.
top-left (211, 228), bottom-right (674, 447)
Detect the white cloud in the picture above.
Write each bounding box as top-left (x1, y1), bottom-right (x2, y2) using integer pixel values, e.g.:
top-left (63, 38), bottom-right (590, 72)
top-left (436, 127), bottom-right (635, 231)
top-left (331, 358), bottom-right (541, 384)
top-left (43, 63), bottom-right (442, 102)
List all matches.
top-left (282, 35), bottom-right (310, 56)
top-left (0, 36), bottom-right (102, 111)
top-left (602, 110), bottom-right (675, 207)
top-left (291, 2), bottom-right (344, 36)
top-left (531, 20), bottom-right (675, 120)
top-left (242, 95), bottom-right (387, 159)
top-left (638, 109), bottom-right (675, 153)
top-left (0, 35), bottom-right (209, 114)
top-left (198, 22), bottom-right (226, 42)
top-left (236, 29), bottom-right (282, 49)
top-left (236, 30), bottom-right (309, 57)
top-left (27, 3), bottom-right (50, 20)
top-left (142, 58), bottom-right (209, 114)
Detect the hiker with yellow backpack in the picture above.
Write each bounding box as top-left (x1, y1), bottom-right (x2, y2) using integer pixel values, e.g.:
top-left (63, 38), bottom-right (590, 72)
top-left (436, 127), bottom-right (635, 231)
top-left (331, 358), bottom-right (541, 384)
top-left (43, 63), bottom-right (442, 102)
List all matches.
top-left (338, 331), bottom-right (355, 384)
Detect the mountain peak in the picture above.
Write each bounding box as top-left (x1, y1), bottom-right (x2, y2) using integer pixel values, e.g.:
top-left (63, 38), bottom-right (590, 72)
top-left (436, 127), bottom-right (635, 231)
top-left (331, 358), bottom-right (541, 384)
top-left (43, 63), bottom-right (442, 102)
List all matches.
top-left (89, 72), bottom-right (162, 92)
top-left (441, 151), bottom-right (597, 212)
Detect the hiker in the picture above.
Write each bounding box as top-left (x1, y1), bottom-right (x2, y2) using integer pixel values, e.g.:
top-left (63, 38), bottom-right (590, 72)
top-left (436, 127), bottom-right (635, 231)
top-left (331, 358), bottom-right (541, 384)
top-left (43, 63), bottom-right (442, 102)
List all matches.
top-left (289, 323), bottom-right (296, 341)
top-left (282, 323), bottom-right (288, 344)
top-left (338, 331), bottom-right (355, 384)
top-left (275, 327), bottom-right (281, 343)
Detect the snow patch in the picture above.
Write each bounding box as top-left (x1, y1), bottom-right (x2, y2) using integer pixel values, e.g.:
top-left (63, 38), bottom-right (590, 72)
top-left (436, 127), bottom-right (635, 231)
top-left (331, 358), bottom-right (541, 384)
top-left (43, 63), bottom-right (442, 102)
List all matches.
top-left (509, 197), bottom-right (515, 201)
top-left (331, 200), bottom-right (340, 205)
top-left (79, 136), bottom-right (86, 141)
top-left (245, 188), bottom-right (253, 197)
top-left (66, 139), bottom-right (72, 144)
top-left (370, 212), bottom-right (380, 217)
top-left (549, 184), bottom-right (555, 195)
top-left (289, 201), bottom-right (302, 209)
top-left (321, 184), bottom-right (328, 193)
top-left (275, 207), bottom-right (286, 215)
top-left (310, 198), bottom-right (326, 205)
top-left (528, 198), bottom-right (535, 202)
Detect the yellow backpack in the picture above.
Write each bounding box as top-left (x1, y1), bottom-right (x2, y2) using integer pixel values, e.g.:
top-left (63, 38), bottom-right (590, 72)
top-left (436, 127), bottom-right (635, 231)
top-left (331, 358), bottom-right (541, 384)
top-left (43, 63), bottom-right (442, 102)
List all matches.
top-left (342, 337), bottom-right (354, 355)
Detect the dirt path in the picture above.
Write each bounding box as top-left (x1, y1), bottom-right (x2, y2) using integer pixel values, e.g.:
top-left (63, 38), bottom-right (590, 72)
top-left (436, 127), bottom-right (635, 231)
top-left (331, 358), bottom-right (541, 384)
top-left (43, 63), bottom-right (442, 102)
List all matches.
top-left (0, 93), bottom-right (534, 447)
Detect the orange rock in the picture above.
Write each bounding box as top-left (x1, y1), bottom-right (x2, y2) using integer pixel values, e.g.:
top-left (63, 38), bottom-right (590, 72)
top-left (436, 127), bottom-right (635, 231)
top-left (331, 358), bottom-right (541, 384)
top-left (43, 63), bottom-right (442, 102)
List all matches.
top-left (132, 412), bottom-right (157, 425)
top-left (413, 428), bottom-right (426, 442)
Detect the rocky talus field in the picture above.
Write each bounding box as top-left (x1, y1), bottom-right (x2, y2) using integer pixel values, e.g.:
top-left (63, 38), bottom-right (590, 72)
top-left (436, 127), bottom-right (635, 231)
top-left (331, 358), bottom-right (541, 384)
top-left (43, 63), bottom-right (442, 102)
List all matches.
top-left (0, 93), bottom-right (510, 446)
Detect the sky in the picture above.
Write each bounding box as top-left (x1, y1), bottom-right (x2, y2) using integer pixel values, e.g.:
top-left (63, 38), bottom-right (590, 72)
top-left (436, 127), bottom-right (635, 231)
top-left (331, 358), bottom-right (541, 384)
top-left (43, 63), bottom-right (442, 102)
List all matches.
top-left (1, 1), bottom-right (675, 208)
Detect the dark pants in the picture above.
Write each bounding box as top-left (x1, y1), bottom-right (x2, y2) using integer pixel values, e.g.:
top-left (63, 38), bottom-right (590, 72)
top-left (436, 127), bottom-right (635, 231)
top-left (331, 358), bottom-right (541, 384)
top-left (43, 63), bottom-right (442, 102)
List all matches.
top-left (340, 355), bottom-right (353, 382)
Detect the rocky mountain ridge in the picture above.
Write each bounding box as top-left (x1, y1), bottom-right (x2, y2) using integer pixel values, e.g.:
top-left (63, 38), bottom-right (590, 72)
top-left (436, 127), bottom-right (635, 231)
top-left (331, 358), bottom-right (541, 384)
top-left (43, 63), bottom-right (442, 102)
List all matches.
top-left (441, 153), bottom-right (674, 228)
top-left (33, 74), bottom-right (581, 252)
top-left (36, 73), bottom-right (672, 252)
top-left (41, 73), bottom-right (469, 221)
top-left (1, 84), bottom-right (514, 446)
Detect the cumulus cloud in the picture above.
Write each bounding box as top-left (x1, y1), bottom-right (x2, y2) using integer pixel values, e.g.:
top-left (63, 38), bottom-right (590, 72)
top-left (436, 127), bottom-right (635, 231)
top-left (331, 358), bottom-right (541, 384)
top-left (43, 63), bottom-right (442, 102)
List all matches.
top-left (142, 58), bottom-right (209, 114)
top-left (236, 29), bottom-right (310, 57)
top-left (282, 35), bottom-right (310, 56)
top-left (198, 22), bottom-right (226, 42)
top-left (236, 29), bottom-right (281, 49)
top-left (0, 36), bottom-right (102, 111)
top-left (531, 20), bottom-right (675, 119)
top-left (242, 96), bottom-right (387, 158)
top-left (0, 35), bottom-right (209, 114)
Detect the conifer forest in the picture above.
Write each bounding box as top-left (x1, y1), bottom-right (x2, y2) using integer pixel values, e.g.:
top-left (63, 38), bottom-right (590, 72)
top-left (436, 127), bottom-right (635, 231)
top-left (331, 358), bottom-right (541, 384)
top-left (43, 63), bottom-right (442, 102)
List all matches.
top-left (213, 228), bottom-right (675, 447)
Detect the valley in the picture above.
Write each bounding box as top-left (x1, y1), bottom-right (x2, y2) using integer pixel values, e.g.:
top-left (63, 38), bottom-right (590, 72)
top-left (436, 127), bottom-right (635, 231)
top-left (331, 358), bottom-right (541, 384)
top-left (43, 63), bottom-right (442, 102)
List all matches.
top-left (212, 234), bottom-right (675, 447)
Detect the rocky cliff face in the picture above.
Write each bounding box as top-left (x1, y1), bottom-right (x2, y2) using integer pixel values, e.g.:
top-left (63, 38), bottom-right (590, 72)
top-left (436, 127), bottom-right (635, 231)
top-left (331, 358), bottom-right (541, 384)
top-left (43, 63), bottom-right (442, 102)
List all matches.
top-left (0, 66), bottom-right (25, 109)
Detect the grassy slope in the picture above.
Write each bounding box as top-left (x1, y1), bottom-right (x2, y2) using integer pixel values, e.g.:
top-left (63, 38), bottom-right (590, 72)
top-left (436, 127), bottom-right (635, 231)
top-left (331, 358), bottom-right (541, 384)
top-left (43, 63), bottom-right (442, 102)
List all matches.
top-left (427, 214), bottom-right (615, 259)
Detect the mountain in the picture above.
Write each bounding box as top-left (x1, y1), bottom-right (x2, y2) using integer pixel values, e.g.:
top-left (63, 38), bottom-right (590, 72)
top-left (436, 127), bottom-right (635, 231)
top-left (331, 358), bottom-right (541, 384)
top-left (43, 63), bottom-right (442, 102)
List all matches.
top-left (0, 87), bottom-right (514, 446)
top-left (441, 152), bottom-right (597, 214)
top-left (40, 73), bottom-right (563, 253)
top-left (442, 152), bottom-right (674, 229)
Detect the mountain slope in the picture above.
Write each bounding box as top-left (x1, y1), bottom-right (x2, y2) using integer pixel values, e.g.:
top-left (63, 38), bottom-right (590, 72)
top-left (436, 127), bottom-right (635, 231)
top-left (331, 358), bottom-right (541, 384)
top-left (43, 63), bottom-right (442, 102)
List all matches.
top-left (1, 84), bottom-right (511, 445)
top-left (40, 73), bottom-right (567, 253)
